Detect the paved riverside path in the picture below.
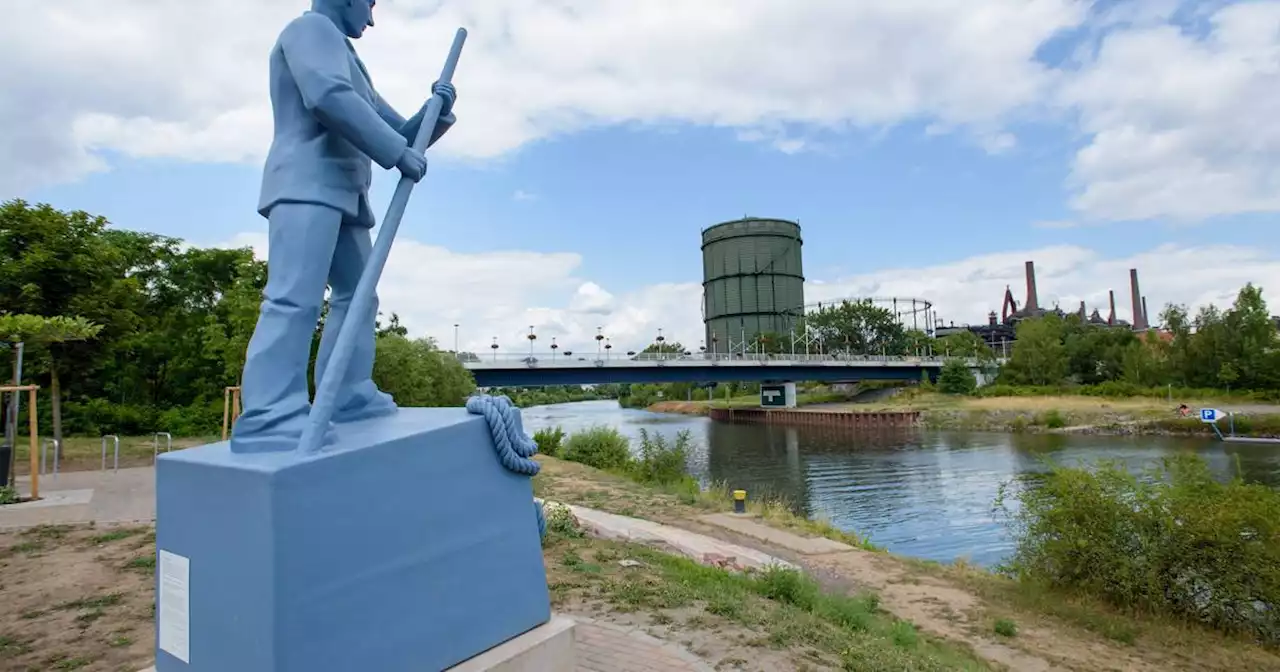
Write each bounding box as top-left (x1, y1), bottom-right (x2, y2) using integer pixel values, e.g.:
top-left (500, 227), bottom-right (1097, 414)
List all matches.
top-left (3, 466), bottom-right (713, 671)
top-left (2, 466), bottom-right (155, 530)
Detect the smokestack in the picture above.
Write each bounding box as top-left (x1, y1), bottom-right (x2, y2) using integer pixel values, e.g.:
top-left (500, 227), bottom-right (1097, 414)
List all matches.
top-left (1078, 300), bottom-right (1086, 319)
top-left (1129, 268), bottom-right (1147, 330)
top-left (1108, 290), bottom-right (1117, 325)
top-left (1025, 261), bottom-right (1039, 312)
top-left (988, 311), bottom-right (997, 326)
top-left (1142, 296), bottom-right (1150, 329)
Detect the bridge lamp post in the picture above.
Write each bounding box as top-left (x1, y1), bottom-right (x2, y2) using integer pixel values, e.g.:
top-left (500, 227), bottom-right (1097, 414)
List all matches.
top-left (527, 326), bottom-right (536, 357)
top-left (656, 328), bottom-right (665, 359)
top-left (595, 327), bottom-right (604, 359)
top-left (490, 337), bottom-right (499, 362)
top-left (453, 324), bottom-right (459, 359)
top-left (550, 337), bottom-right (558, 363)
top-left (605, 338), bottom-right (612, 361)
top-left (710, 332), bottom-right (717, 358)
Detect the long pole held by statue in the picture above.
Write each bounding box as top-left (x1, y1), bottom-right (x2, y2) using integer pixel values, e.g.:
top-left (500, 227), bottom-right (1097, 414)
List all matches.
top-left (298, 28), bottom-right (468, 455)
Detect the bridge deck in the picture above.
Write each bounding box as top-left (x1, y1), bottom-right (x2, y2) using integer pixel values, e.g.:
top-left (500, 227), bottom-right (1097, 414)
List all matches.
top-left (460, 353), bottom-right (989, 387)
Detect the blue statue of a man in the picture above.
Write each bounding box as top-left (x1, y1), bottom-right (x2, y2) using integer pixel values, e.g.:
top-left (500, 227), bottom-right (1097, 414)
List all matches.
top-left (233, 0), bottom-right (457, 452)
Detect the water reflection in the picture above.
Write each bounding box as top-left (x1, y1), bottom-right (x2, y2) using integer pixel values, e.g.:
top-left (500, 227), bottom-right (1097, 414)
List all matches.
top-left (520, 400), bottom-right (1280, 567)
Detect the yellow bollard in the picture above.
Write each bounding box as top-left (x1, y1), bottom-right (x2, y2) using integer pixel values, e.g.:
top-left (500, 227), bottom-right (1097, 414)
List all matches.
top-left (733, 489), bottom-right (747, 514)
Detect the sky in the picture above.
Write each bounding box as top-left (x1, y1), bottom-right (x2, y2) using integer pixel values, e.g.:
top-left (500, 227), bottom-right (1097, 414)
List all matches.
top-left (5, 0), bottom-right (1280, 356)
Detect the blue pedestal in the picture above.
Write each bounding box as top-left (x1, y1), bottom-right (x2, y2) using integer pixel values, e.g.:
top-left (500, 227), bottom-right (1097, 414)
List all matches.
top-left (153, 408), bottom-right (550, 671)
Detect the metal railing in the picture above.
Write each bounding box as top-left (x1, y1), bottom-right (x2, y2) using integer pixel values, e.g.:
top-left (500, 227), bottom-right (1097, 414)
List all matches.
top-left (101, 435), bottom-right (119, 472)
top-left (154, 432), bottom-right (172, 461)
top-left (41, 438), bottom-right (60, 479)
top-left (463, 351), bottom-right (998, 367)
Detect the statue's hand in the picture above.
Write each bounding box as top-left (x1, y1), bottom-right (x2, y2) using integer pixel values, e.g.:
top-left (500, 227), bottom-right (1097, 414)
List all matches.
top-left (396, 148), bottom-right (427, 182)
top-left (431, 81), bottom-right (457, 117)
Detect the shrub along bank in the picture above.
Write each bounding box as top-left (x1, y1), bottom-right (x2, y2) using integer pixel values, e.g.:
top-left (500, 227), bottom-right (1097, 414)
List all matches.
top-left (996, 454), bottom-right (1280, 644)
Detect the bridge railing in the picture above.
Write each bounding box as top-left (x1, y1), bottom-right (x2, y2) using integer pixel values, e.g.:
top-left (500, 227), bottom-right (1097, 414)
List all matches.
top-left (463, 351), bottom-right (1001, 368)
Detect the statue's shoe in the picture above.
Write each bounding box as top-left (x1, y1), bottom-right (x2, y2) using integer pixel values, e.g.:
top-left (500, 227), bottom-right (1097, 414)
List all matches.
top-left (229, 405), bottom-right (311, 454)
top-left (333, 389), bottom-right (399, 424)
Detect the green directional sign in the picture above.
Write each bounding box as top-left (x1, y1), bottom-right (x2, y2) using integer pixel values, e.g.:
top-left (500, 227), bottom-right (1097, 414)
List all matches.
top-left (760, 383), bottom-right (796, 408)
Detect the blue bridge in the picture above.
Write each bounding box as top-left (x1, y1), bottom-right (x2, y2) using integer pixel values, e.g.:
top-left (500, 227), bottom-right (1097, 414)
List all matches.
top-left (462, 353), bottom-right (989, 387)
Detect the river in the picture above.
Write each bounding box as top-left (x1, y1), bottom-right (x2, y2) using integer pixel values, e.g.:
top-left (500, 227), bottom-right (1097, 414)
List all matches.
top-left (522, 400), bottom-right (1280, 567)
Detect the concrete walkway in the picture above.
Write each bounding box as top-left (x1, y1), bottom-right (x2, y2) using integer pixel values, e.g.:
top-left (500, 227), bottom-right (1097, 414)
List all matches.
top-left (1, 466), bottom-right (155, 530)
top-left (139, 618), bottom-right (712, 672)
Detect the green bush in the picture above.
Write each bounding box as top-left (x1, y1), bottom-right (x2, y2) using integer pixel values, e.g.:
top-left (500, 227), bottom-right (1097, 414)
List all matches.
top-left (562, 425), bottom-right (632, 470)
top-left (628, 429), bottom-right (691, 486)
top-left (997, 454), bottom-right (1280, 642)
top-left (33, 399), bottom-right (226, 437)
top-left (533, 426), bottom-right (565, 458)
top-left (1038, 409), bottom-right (1067, 429)
top-left (937, 359), bottom-right (977, 395)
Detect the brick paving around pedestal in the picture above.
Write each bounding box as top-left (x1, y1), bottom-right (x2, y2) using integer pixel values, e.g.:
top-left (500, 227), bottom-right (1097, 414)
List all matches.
top-left (571, 617), bottom-right (713, 671)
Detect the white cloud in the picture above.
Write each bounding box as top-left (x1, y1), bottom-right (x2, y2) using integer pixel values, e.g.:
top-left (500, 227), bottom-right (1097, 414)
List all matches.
top-left (2, 0), bottom-right (1087, 194)
top-left (1062, 1), bottom-right (1280, 221)
top-left (512, 189), bottom-right (537, 201)
top-left (217, 232), bottom-right (1280, 359)
top-left (10, 0), bottom-right (1280, 226)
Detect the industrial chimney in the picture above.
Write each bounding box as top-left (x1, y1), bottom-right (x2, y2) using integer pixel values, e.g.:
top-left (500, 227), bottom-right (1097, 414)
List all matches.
top-left (1142, 296), bottom-right (1150, 329)
top-left (1025, 261), bottom-right (1040, 312)
top-left (1108, 290), bottom-right (1117, 325)
top-left (1129, 269), bottom-right (1148, 330)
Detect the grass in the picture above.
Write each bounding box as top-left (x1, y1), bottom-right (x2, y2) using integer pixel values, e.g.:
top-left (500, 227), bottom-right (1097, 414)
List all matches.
top-left (542, 510), bottom-right (990, 671)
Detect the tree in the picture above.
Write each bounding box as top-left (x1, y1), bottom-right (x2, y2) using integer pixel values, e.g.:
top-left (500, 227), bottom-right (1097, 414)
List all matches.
top-left (376, 312), bottom-right (408, 337)
top-left (371, 334), bottom-right (475, 406)
top-left (1063, 320), bottom-right (1137, 384)
top-left (640, 341), bottom-right (686, 356)
top-left (937, 330), bottom-right (994, 362)
top-left (802, 300), bottom-right (906, 355)
top-left (1000, 315), bottom-right (1068, 386)
top-left (0, 314), bottom-right (102, 448)
top-left (937, 359), bottom-right (977, 395)
top-left (0, 201), bottom-right (143, 441)
top-left (1121, 334), bottom-right (1166, 387)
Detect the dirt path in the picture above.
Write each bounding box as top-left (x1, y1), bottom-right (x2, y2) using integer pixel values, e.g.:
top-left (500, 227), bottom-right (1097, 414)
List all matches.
top-left (534, 457), bottom-right (1280, 672)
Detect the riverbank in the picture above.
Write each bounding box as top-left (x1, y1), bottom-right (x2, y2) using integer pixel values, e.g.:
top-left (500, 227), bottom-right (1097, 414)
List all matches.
top-left (649, 390), bottom-right (1280, 438)
top-left (534, 455), bottom-right (1280, 672)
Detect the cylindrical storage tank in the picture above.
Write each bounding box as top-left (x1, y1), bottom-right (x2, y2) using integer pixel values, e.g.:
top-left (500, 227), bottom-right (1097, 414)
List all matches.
top-left (702, 217), bottom-right (805, 354)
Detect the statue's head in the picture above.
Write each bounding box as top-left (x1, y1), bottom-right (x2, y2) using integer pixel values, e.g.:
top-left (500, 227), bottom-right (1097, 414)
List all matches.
top-left (313, 0), bottom-right (376, 39)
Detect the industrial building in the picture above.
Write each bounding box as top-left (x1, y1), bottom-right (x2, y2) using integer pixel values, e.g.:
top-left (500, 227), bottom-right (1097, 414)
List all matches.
top-left (701, 217), bottom-right (805, 354)
top-left (935, 261), bottom-right (1155, 348)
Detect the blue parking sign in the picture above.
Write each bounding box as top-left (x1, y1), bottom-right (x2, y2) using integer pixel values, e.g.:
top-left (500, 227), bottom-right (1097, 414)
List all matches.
top-left (1200, 408), bottom-right (1219, 423)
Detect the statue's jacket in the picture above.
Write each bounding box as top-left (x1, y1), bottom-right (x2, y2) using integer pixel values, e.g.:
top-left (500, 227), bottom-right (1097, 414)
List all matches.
top-left (257, 11), bottom-right (451, 227)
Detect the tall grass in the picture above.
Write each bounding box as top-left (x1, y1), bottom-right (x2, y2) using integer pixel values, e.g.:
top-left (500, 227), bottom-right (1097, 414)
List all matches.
top-left (996, 454), bottom-right (1280, 643)
top-left (559, 425), bottom-right (694, 487)
top-left (561, 425), bottom-right (631, 470)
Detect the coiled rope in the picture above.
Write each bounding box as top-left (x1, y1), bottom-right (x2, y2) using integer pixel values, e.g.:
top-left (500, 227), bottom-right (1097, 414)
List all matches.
top-left (465, 394), bottom-right (546, 538)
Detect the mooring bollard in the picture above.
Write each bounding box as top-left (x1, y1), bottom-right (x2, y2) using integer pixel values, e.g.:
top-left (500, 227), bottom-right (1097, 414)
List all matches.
top-left (733, 489), bottom-right (747, 514)
top-left (101, 435), bottom-right (120, 472)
